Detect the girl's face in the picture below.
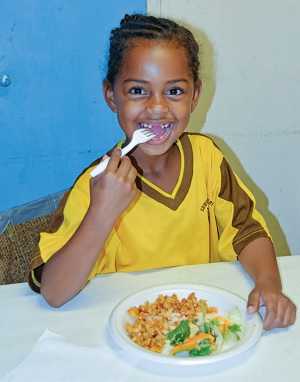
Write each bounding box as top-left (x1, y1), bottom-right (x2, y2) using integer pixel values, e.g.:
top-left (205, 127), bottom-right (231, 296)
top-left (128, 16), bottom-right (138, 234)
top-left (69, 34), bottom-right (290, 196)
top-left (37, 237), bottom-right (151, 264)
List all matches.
top-left (104, 39), bottom-right (201, 157)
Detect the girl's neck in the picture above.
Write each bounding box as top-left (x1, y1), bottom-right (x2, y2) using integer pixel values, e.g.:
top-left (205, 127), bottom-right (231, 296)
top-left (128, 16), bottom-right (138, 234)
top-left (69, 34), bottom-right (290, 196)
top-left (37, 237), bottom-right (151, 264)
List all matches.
top-left (130, 144), bottom-right (181, 194)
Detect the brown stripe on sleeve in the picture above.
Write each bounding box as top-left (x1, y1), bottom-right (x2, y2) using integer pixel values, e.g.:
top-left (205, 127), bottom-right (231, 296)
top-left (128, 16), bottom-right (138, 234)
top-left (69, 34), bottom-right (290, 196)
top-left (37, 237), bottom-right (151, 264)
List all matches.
top-left (45, 189), bottom-right (72, 234)
top-left (219, 158), bottom-right (268, 254)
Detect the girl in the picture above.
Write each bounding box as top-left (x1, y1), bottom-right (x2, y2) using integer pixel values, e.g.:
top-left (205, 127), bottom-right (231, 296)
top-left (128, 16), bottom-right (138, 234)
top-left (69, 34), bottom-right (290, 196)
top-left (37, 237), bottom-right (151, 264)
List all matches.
top-left (28, 14), bottom-right (296, 330)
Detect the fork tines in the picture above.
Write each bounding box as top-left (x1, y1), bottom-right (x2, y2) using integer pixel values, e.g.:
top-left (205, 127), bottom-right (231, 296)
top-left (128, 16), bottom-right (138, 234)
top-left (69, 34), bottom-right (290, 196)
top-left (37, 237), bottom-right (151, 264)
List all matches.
top-left (140, 128), bottom-right (156, 137)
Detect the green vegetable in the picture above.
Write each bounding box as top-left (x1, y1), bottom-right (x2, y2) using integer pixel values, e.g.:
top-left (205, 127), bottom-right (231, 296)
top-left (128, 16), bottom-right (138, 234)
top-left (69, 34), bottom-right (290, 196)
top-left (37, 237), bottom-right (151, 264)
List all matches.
top-left (189, 339), bottom-right (214, 357)
top-left (165, 305), bottom-right (243, 358)
top-left (200, 299), bottom-right (207, 320)
top-left (228, 306), bottom-right (242, 325)
top-left (166, 319), bottom-right (190, 346)
top-left (228, 324), bottom-right (242, 340)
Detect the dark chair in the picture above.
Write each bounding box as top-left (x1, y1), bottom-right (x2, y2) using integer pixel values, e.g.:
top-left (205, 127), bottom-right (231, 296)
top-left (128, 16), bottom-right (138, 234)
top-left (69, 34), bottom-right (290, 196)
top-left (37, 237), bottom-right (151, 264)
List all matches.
top-left (0, 214), bottom-right (54, 284)
top-left (0, 191), bottom-right (65, 284)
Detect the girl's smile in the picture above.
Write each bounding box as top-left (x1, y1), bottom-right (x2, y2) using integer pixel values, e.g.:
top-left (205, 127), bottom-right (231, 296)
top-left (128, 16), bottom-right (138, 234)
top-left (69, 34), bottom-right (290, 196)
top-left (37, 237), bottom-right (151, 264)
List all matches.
top-left (104, 39), bottom-right (201, 159)
top-left (138, 122), bottom-right (174, 146)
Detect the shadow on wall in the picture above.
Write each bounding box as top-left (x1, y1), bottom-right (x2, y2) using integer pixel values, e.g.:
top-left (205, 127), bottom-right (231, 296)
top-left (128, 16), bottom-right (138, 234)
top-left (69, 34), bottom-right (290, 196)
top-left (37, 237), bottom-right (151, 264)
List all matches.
top-left (186, 25), bottom-right (216, 133)
top-left (208, 134), bottom-right (291, 257)
top-left (179, 22), bottom-right (290, 256)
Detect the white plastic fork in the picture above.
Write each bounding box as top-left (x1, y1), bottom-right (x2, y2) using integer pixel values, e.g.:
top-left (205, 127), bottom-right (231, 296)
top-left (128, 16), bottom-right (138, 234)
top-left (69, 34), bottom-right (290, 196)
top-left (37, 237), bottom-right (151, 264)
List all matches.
top-left (90, 128), bottom-right (156, 177)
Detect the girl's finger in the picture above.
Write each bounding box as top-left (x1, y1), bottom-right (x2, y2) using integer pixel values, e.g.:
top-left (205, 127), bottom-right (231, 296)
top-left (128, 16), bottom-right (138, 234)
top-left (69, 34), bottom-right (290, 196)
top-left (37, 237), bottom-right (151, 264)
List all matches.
top-left (117, 155), bottom-right (133, 176)
top-left (127, 165), bottom-right (138, 185)
top-left (105, 148), bottom-right (122, 172)
top-left (247, 289), bottom-right (261, 314)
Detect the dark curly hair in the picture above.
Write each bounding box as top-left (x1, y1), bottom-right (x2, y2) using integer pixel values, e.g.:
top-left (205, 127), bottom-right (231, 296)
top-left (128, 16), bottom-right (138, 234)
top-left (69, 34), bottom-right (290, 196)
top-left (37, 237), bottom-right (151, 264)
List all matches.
top-left (106, 14), bottom-right (200, 85)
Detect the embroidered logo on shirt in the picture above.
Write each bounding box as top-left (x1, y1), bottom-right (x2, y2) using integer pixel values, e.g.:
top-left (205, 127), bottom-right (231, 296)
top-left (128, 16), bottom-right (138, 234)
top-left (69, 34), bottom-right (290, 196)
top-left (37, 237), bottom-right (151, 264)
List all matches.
top-left (200, 198), bottom-right (214, 212)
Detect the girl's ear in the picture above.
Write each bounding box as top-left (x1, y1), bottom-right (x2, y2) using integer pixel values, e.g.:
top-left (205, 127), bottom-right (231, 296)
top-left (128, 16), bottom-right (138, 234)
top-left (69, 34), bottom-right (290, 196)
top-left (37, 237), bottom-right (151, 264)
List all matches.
top-left (191, 80), bottom-right (202, 112)
top-left (103, 79), bottom-right (117, 112)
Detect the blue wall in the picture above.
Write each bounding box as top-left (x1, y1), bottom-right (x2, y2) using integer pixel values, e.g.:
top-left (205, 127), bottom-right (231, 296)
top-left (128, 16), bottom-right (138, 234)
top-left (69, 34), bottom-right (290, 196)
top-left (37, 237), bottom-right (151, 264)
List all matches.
top-left (0, 0), bottom-right (146, 212)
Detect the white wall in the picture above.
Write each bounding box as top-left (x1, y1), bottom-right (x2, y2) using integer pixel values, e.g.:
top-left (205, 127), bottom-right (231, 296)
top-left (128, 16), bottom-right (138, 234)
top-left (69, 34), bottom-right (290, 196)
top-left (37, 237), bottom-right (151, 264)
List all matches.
top-left (148, 0), bottom-right (300, 256)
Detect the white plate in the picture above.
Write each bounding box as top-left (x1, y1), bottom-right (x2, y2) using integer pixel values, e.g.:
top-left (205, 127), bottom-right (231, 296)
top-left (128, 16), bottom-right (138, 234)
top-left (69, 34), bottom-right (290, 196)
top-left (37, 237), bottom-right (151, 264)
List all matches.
top-left (109, 283), bottom-right (262, 365)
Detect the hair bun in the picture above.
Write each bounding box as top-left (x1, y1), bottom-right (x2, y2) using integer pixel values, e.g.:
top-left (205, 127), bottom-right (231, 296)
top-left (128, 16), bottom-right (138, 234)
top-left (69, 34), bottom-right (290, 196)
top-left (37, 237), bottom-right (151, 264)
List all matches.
top-left (120, 13), bottom-right (143, 26)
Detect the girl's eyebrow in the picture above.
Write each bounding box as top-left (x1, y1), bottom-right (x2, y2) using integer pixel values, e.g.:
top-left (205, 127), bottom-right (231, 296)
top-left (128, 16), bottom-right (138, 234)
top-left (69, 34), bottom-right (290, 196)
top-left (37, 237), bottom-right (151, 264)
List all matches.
top-left (122, 79), bottom-right (147, 84)
top-left (166, 79), bottom-right (189, 84)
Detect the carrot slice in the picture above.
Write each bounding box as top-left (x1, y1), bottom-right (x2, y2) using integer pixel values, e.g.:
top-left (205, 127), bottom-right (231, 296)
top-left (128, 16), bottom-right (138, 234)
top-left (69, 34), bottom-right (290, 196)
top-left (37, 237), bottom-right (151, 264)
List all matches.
top-left (170, 333), bottom-right (215, 356)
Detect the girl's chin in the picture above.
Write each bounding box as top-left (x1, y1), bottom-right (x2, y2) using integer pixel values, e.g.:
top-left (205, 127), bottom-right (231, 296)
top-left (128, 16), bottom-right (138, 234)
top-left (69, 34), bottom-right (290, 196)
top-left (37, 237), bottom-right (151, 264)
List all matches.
top-left (141, 141), bottom-right (175, 157)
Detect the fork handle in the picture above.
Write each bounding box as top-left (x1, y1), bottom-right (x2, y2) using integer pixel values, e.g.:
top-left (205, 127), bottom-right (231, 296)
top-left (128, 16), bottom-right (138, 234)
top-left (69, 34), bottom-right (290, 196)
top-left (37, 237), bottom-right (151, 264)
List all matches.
top-left (90, 157), bottom-right (110, 177)
top-left (90, 141), bottom-right (136, 177)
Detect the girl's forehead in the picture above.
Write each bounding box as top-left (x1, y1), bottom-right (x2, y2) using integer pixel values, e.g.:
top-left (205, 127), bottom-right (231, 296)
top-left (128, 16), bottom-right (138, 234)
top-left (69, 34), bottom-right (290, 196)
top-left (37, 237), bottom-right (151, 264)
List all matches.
top-left (120, 39), bottom-right (191, 76)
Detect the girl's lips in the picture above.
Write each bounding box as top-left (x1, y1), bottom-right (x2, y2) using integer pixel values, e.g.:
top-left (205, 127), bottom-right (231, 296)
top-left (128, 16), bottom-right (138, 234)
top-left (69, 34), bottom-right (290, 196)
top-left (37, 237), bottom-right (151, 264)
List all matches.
top-left (139, 122), bottom-right (174, 144)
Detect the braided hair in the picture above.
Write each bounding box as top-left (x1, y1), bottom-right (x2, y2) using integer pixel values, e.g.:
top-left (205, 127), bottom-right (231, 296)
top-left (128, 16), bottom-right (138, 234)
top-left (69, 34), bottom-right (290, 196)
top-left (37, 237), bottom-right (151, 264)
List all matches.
top-left (106, 14), bottom-right (200, 85)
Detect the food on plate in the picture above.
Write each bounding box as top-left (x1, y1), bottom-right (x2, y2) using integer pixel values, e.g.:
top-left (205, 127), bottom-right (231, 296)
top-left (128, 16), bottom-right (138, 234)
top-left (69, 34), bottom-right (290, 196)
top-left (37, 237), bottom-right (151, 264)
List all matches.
top-left (126, 292), bottom-right (242, 357)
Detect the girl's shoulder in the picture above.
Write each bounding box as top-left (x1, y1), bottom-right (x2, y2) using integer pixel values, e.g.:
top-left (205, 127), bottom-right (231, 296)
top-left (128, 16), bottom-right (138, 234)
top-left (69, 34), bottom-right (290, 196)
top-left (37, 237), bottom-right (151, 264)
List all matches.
top-left (180, 132), bottom-right (222, 154)
top-left (180, 133), bottom-right (226, 173)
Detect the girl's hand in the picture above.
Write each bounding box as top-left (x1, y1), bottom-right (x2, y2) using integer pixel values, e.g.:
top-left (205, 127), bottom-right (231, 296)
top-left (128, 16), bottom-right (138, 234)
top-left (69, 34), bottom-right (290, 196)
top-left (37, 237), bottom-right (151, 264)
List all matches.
top-left (238, 237), bottom-right (296, 331)
top-left (89, 148), bottom-right (137, 223)
top-left (247, 282), bottom-right (296, 330)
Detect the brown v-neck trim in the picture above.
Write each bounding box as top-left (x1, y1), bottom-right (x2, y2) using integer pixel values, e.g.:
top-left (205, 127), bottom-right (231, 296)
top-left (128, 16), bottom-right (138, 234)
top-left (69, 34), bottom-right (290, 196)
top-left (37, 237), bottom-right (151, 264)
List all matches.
top-left (135, 133), bottom-right (193, 210)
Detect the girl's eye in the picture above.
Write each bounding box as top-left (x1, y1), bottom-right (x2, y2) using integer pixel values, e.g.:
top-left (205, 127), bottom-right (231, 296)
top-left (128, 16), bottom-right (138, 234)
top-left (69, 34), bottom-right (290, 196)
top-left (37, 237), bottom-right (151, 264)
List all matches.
top-left (166, 88), bottom-right (184, 96)
top-left (129, 87), bottom-right (146, 95)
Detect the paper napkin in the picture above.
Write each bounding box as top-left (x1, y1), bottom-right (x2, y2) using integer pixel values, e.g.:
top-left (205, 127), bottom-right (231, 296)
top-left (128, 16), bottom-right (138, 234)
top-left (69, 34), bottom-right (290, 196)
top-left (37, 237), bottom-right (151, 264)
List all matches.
top-left (1, 329), bottom-right (140, 382)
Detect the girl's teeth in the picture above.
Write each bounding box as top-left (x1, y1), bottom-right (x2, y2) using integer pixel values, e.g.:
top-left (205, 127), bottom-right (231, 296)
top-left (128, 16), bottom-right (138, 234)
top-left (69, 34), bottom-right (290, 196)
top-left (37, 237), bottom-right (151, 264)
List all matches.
top-left (139, 123), bottom-right (171, 141)
top-left (140, 123), bottom-right (169, 129)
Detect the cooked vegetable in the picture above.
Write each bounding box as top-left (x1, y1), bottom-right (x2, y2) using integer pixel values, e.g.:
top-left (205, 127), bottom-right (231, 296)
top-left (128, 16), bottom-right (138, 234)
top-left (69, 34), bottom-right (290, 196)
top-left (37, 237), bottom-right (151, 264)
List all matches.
top-left (126, 292), bottom-right (243, 357)
top-left (170, 333), bottom-right (215, 356)
top-left (166, 319), bottom-right (190, 346)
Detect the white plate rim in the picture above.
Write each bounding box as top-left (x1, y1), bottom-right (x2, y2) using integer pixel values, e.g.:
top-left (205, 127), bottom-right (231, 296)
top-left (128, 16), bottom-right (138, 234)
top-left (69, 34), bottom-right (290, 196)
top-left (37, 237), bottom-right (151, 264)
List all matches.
top-left (109, 283), bottom-right (263, 365)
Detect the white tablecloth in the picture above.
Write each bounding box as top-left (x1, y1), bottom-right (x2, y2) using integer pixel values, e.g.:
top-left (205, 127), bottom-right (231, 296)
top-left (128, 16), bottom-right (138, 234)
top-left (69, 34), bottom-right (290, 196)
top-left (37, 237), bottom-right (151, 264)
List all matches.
top-left (0, 256), bottom-right (299, 382)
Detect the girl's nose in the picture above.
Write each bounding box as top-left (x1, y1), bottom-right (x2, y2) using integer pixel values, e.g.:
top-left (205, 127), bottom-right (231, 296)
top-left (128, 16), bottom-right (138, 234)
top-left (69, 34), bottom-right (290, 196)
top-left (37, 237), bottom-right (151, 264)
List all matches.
top-left (145, 96), bottom-right (168, 117)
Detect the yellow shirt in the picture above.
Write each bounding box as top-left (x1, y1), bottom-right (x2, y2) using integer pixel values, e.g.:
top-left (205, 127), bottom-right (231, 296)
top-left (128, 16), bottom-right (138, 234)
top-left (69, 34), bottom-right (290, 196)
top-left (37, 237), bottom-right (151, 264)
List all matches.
top-left (28, 133), bottom-right (270, 292)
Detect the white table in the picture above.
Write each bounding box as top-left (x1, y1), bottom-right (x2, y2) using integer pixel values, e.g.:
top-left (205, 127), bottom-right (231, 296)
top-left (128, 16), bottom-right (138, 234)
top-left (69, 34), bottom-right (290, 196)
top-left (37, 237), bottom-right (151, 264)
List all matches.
top-left (0, 256), bottom-right (299, 381)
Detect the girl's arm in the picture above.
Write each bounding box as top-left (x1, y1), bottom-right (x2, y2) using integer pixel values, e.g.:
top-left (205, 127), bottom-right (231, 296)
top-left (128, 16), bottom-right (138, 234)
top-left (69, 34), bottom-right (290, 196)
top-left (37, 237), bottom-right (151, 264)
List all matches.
top-left (41, 149), bottom-right (137, 307)
top-left (238, 236), bottom-right (296, 330)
